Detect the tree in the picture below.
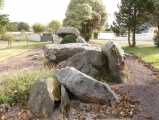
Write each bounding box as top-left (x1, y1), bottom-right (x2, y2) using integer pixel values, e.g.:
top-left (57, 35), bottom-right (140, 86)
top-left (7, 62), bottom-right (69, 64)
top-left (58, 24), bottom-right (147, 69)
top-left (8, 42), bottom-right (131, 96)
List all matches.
top-left (47, 20), bottom-right (62, 33)
top-left (0, 14), bottom-right (9, 34)
top-left (32, 23), bottom-right (44, 33)
top-left (147, 0), bottom-right (159, 30)
top-left (18, 22), bottom-right (30, 32)
top-left (112, 0), bottom-right (152, 47)
top-left (0, 0), bottom-right (4, 9)
top-left (63, 0), bottom-right (108, 41)
top-left (111, 0), bottom-right (133, 46)
top-left (6, 22), bottom-right (19, 31)
top-left (0, 0), bottom-right (9, 34)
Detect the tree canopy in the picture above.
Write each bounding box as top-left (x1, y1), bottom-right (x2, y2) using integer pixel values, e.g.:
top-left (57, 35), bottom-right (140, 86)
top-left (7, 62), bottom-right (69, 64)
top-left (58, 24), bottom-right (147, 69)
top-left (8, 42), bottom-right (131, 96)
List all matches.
top-left (147, 0), bottom-right (159, 30)
top-left (47, 20), bottom-right (62, 33)
top-left (0, 0), bottom-right (9, 34)
top-left (63, 0), bottom-right (108, 41)
top-left (32, 23), bottom-right (44, 33)
top-left (112, 0), bottom-right (153, 47)
top-left (0, 0), bottom-right (4, 9)
top-left (18, 22), bottom-right (30, 32)
top-left (6, 22), bottom-right (30, 32)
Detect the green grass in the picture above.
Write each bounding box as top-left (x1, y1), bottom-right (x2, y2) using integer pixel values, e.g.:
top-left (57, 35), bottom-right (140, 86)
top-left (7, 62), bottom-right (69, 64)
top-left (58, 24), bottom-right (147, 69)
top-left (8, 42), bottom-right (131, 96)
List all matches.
top-left (92, 40), bottom-right (159, 69)
top-left (122, 45), bottom-right (159, 68)
top-left (0, 67), bottom-right (55, 105)
top-left (0, 42), bottom-right (51, 62)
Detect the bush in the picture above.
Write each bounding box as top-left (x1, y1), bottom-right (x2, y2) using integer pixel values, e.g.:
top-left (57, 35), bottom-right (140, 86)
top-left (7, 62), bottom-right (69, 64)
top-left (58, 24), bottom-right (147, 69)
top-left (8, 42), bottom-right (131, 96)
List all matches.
top-left (42, 32), bottom-right (51, 36)
top-left (1, 33), bottom-right (14, 41)
top-left (153, 32), bottom-right (159, 46)
top-left (60, 35), bottom-right (77, 44)
top-left (105, 28), bottom-right (111, 31)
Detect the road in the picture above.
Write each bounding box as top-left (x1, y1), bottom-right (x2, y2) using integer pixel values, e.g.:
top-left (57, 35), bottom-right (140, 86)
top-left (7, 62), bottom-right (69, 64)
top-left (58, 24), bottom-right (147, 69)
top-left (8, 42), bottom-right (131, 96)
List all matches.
top-left (0, 41), bottom-right (40, 48)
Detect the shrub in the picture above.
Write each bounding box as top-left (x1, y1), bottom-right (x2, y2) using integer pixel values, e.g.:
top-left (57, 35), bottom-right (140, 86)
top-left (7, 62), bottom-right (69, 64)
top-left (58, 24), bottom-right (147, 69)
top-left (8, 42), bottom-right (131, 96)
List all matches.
top-left (1, 33), bottom-right (14, 41)
top-left (60, 35), bottom-right (77, 44)
top-left (0, 68), bottom-right (55, 105)
top-left (153, 32), bottom-right (159, 46)
top-left (105, 28), bottom-right (111, 31)
top-left (42, 32), bottom-right (51, 36)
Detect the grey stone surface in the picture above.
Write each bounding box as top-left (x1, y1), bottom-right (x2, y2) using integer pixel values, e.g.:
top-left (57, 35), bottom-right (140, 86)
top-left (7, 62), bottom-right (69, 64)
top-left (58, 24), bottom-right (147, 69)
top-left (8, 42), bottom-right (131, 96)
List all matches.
top-left (58, 50), bottom-right (106, 79)
top-left (25, 61), bottom-right (44, 69)
top-left (44, 43), bottom-right (100, 63)
top-left (102, 40), bottom-right (129, 83)
top-left (57, 27), bottom-right (80, 38)
top-left (77, 36), bottom-right (86, 43)
top-left (53, 35), bottom-right (62, 44)
top-left (56, 67), bottom-right (118, 104)
top-left (124, 53), bottom-right (133, 57)
top-left (60, 85), bottom-right (71, 116)
top-left (0, 104), bottom-right (10, 114)
top-left (32, 55), bottom-right (39, 60)
top-left (27, 78), bottom-right (54, 118)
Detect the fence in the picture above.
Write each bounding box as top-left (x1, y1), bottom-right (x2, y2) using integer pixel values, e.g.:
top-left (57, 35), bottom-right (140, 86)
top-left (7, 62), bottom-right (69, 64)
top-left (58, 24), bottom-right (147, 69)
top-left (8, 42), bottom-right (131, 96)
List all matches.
top-left (98, 33), bottom-right (156, 41)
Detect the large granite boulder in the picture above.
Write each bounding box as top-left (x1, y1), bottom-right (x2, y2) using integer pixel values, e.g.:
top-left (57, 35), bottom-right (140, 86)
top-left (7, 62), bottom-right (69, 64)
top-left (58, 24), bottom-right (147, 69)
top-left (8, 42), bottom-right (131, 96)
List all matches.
top-left (44, 43), bottom-right (100, 63)
top-left (27, 78), bottom-right (55, 118)
top-left (102, 40), bottom-right (129, 83)
top-left (58, 50), bottom-right (106, 79)
top-left (57, 27), bottom-right (80, 38)
top-left (56, 67), bottom-right (118, 104)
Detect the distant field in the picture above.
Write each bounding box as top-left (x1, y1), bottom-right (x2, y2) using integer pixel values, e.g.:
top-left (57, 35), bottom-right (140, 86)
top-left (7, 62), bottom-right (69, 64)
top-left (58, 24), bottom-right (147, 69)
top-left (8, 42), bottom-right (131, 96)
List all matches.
top-left (0, 42), bottom-right (51, 62)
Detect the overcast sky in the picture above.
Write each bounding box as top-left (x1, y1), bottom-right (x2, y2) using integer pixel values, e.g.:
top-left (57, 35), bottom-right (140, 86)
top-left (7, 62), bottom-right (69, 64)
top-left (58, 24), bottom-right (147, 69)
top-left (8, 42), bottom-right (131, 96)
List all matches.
top-left (1, 0), bottom-right (120, 26)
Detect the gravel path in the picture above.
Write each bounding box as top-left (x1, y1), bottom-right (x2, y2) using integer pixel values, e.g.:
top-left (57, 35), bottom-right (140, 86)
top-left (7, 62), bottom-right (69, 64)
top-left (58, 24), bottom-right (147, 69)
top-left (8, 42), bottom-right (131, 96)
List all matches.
top-left (111, 56), bottom-right (159, 120)
top-left (0, 48), bottom-right (158, 120)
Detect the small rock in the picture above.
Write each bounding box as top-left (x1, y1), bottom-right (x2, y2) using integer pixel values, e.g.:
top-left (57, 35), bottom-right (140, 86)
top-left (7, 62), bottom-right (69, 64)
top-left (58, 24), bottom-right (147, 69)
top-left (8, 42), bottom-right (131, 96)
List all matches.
top-left (0, 104), bottom-right (10, 114)
top-left (32, 55), bottom-right (39, 60)
top-left (60, 85), bottom-right (71, 116)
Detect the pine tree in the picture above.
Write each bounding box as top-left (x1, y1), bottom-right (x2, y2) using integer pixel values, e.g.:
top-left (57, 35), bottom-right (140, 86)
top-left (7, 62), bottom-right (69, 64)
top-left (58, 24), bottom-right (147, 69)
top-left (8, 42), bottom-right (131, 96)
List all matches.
top-left (112, 0), bottom-right (152, 47)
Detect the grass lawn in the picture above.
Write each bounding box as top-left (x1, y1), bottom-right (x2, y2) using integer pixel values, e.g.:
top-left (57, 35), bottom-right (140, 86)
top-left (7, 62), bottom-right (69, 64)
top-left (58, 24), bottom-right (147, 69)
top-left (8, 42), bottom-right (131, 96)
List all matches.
top-left (0, 42), bottom-right (51, 62)
top-left (92, 40), bottom-right (159, 69)
top-left (122, 44), bottom-right (159, 68)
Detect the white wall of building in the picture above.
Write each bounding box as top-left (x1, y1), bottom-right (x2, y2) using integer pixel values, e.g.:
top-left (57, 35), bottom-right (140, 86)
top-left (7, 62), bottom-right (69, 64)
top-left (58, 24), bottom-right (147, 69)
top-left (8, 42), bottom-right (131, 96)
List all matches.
top-left (98, 33), bottom-right (155, 41)
top-left (26, 34), bottom-right (41, 41)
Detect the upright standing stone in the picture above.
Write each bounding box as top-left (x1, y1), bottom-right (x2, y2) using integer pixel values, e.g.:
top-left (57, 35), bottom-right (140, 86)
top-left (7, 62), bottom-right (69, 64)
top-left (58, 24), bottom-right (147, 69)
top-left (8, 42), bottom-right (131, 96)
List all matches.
top-left (27, 78), bottom-right (55, 118)
top-left (102, 40), bottom-right (129, 83)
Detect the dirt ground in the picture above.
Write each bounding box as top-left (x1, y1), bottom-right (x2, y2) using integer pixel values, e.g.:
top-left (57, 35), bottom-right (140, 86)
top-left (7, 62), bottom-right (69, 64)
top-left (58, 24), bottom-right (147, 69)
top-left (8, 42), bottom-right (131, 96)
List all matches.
top-left (0, 47), bottom-right (158, 120)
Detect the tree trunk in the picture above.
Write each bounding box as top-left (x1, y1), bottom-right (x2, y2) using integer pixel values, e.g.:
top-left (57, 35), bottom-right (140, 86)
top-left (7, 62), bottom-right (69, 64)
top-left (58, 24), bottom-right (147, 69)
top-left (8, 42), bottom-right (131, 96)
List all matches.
top-left (132, 5), bottom-right (136, 47)
top-left (128, 28), bottom-right (131, 47)
top-left (157, 20), bottom-right (159, 31)
top-left (132, 30), bottom-right (136, 47)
